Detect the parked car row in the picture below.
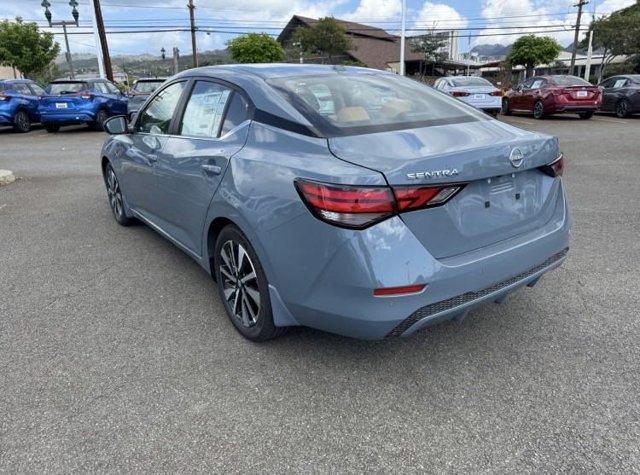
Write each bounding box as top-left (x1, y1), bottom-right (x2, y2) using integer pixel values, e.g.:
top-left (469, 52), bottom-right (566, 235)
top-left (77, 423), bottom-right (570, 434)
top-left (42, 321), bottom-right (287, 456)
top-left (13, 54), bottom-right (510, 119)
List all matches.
top-left (0, 77), bottom-right (166, 133)
top-left (436, 74), bottom-right (640, 120)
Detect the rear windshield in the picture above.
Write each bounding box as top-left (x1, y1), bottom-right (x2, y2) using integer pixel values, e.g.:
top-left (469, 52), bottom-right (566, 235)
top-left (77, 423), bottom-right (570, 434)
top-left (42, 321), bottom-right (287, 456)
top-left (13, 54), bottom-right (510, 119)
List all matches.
top-left (268, 73), bottom-right (485, 136)
top-left (551, 76), bottom-right (591, 86)
top-left (450, 77), bottom-right (492, 87)
top-left (48, 82), bottom-right (89, 95)
top-left (133, 80), bottom-right (164, 93)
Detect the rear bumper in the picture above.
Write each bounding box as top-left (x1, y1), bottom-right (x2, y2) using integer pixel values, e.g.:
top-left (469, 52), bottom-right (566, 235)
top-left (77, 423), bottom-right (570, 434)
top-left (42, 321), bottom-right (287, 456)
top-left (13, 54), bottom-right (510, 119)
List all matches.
top-left (271, 179), bottom-right (571, 339)
top-left (550, 104), bottom-right (600, 114)
top-left (39, 110), bottom-right (97, 124)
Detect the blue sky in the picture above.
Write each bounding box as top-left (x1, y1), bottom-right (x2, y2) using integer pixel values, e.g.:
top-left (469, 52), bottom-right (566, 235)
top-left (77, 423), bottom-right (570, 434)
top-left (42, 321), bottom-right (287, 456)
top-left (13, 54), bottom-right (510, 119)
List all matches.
top-left (2, 0), bottom-right (635, 56)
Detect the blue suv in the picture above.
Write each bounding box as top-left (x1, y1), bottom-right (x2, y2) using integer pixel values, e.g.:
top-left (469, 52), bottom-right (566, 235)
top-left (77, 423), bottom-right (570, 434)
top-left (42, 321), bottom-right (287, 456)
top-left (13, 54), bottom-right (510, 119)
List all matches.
top-left (0, 79), bottom-right (46, 133)
top-left (39, 78), bottom-right (128, 133)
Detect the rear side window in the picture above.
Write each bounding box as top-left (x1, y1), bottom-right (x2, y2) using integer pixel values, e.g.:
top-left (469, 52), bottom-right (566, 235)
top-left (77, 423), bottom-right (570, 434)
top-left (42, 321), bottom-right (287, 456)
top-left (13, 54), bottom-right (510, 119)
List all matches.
top-left (29, 84), bottom-right (45, 95)
top-left (137, 81), bottom-right (186, 134)
top-left (268, 72), bottom-right (485, 137)
top-left (221, 93), bottom-right (250, 136)
top-left (179, 81), bottom-right (232, 138)
top-left (530, 79), bottom-right (546, 89)
top-left (15, 84), bottom-right (32, 95)
top-left (134, 81), bottom-right (164, 93)
top-left (105, 82), bottom-right (120, 94)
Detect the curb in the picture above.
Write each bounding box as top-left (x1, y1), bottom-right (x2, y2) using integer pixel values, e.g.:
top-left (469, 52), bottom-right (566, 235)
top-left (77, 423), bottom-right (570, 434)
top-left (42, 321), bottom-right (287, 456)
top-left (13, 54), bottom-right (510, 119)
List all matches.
top-left (0, 169), bottom-right (16, 186)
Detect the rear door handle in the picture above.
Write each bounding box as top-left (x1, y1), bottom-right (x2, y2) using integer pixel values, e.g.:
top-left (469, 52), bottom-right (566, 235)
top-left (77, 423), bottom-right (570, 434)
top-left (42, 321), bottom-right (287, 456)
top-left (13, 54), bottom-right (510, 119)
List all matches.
top-left (202, 164), bottom-right (222, 175)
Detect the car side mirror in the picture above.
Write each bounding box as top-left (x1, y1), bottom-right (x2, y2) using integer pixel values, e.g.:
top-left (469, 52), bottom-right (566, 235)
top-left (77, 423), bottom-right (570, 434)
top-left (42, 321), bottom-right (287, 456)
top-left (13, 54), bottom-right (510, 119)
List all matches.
top-left (104, 115), bottom-right (128, 135)
top-left (515, 85), bottom-right (523, 92)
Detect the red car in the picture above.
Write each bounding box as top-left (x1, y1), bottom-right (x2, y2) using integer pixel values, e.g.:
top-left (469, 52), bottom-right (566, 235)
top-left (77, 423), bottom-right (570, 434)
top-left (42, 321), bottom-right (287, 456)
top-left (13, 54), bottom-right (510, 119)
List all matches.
top-left (502, 75), bottom-right (602, 120)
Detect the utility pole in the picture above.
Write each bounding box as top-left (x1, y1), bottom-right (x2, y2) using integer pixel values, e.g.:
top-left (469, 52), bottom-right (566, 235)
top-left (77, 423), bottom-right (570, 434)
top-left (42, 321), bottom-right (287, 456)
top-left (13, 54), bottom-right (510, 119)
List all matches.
top-left (188, 0), bottom-right (198, 68)
top-left (41, 0), bottom-right (79, 79)
top-left (400, 0), bottom-right (406, 75)
top-left (570, 0), bottom-right (589, 76)
top-left (584, 0), bottom-right (597, 80)
top-left (91, 0), bottom-right (114, 81)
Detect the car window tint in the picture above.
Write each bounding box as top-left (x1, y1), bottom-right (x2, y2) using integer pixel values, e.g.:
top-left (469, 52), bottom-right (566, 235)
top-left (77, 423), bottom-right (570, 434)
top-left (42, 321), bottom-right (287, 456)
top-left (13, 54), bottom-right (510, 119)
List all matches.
top-left (600, 78), bottom-right (614, 88)
top-left (29, 84), bottom-right (45, 95)
top-left (180, 81), bottom-right (231, 138)
top-left (138, 81), bottom-right (186, 135)
top-left (134, 81), bottom-right (164, 93)
top-left (221, 93), bottom-right (250, 135)
top-left (48, 82), bottom-right (88, 94)
top-left (521, 78), bottom-right (534, 89)
top-left (451, 77), bottom-right (492, 87)
top-left (613, 78), bottom-right (628, 88)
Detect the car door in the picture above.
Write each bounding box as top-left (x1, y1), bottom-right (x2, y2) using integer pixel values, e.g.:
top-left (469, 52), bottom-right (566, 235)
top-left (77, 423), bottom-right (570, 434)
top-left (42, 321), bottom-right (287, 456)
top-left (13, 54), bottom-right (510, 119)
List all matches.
top-left (509, 78), bottom-right (530, 110)
top-left (605, 77), bottom-right (628, 111)
top-left (14, 83), bottom-right (39, 119)
top-left (598, 78), bottom-right (614, 111)
top-left (104, 81), bottom-right (128, 115)
top-left (523, 77), bottom-right (545, 111)
top-left (154, 79), bottom-right (251, 256)
top-left (120, 80), bottom-right (187, 220)
top-left (26, 83), bottom-right (46, 121)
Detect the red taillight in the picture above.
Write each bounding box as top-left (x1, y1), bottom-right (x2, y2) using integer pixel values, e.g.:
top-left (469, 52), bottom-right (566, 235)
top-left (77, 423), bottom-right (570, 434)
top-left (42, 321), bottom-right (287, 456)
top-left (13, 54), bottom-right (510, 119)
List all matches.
top-left (540, 154), bottom-right (564, 177)
top-left (0, 94), bottom-right (10, 101)
top-left (393, 185), bottom-right (461, 211)
top-left (295, 179), bottom-right (462, 229)
top-left (489, 90), bottom-right (503, 97)
top-left (451, 91), bottom-right (470, 97)
top-left (79, 91), bottom-right (94, 100)
top-left (374, 284), bottom-right (426, 297)
top-left (295, 179), bottom-right (395, 228)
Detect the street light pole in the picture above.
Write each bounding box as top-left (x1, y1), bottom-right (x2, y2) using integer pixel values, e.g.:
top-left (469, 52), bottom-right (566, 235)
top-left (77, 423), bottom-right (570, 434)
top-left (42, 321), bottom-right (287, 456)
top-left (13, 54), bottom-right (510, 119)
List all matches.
top-left (42, 0), bottom-right (79, 79)
top-left (188, 0), bottom-right (198, 68)
top-left (400, 0), bottom-right (406, 75)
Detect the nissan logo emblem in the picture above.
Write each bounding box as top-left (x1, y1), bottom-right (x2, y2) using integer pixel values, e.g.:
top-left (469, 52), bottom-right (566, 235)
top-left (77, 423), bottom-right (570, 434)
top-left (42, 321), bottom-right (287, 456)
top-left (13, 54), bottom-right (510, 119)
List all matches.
top-left (509, 148), bottom-right (524, 168)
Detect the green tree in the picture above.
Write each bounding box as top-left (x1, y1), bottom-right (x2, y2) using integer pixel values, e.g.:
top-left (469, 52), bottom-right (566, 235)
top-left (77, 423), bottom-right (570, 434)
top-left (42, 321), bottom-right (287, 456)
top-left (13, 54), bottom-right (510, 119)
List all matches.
top-left (227, 33), bottom-right (285, 64)
top-left (0, 18), bottom-right (60, 78)
top-left (293, 17), bottom-right (352, 63)
top-left (507, 35), bottom-right (561, 78)
top-left (410, 32), bottom-right (448, 77)
top-left (585, 1), bottom-right (640, 82)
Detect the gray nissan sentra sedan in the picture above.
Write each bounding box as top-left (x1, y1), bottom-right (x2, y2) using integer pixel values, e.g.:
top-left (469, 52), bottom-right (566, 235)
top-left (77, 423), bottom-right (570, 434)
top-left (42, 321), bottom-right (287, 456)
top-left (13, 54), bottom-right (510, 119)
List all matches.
top-left (100, 64), bottom-right (570, 341)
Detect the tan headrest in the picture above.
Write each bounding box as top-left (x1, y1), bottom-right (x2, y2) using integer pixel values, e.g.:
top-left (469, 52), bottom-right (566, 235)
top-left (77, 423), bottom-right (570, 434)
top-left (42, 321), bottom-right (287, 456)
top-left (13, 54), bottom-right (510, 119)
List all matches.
top-left (336, 106), bottom-right (370, 123)
top-left (381, 99), bottom-right (413, 118)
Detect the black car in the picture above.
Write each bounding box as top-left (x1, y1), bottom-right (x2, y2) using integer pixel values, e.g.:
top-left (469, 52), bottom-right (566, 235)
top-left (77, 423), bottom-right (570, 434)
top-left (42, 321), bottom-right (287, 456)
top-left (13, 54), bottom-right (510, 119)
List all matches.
top-left (127, 78), bottom-right (166, 119)
top-left (598, 74), bottom-right (640, 118)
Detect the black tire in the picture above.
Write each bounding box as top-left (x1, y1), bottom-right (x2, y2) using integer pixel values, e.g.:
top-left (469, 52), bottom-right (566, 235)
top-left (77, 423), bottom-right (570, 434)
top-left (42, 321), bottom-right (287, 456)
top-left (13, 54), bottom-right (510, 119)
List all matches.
top-left (93, 109), bottom-right (109, 131)
top-left (579, 111), bottom-right (594, 120)
top-left (615, 99), bottom-right (630, 119)
top-left (487, 109), bottom-right (499, 118)
top-left (501, 98), bottom-right (511, 115)
top-left (13, 110), bottom-right (31, 133)
top-left (103, 163), bottom-right (134, 226)
top-left (533, 100), bottom-right (545, 120)
top-left (44, 123), bottom-right (60, 133)
top-left (214, 225), bottom-right (286, 341)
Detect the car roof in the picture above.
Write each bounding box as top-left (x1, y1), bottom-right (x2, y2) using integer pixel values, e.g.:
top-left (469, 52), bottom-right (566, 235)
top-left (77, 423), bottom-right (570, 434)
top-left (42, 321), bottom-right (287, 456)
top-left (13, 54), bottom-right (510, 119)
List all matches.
top-left (0, 79), bottom-right (34, 84)
top-left (176, 63), bottom-right (388, 80)
top-left (136, 77), bottom-right (167, 82)
top-left (51, 78), bottom-right (105, 82)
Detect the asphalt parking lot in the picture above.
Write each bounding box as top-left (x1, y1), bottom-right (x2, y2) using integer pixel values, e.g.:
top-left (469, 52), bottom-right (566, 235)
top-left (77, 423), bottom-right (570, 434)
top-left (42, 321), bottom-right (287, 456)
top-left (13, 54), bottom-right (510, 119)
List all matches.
top-left (1, 114), bottom-right (639, 472)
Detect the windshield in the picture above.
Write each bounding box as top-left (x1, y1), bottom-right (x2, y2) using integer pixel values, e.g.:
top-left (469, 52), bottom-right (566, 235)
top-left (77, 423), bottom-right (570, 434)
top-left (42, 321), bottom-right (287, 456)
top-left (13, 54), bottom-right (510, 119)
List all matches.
top-left (552, 76), bottom-right (591, 86)
top-left (48, 82), bottom-right (89, 95)
top-left (451, 77), bottom-right (492, 87)
top-left (133, 81), bottom-right (164, 94)
top-left (268, 73), bottom-right (485, 136)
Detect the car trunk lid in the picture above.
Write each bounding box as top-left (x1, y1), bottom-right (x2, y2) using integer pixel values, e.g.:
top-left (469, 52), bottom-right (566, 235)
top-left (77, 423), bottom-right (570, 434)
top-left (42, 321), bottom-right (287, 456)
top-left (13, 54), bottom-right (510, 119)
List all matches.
top-left (328, 119), bottom-right (562, 258)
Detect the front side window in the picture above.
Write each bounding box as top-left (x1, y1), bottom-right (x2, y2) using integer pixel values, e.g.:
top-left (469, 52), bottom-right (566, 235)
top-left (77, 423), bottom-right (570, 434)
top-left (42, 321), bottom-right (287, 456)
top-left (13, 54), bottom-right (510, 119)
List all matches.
top-left (268, 72), bottom-right (485, 137)
top-left (137, 81), bottom-right (186, 134)
top-left (180, 81), bottom-right (231, 138)
top-left (613, 78), bottom-right (628, 88)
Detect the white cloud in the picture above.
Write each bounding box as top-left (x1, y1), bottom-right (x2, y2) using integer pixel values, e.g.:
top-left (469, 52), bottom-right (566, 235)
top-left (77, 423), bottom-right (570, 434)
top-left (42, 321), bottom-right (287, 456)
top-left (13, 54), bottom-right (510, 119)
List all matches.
top-left (343, 0), bottom-right (402, 20)
top-left (416, 2), bottom-right (468, 29)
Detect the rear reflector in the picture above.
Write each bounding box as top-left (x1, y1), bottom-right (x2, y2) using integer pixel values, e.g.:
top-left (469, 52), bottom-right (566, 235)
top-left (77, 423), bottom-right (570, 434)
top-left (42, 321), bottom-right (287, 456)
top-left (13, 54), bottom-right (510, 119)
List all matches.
top-left (295, 179), bottom-right (463, 229)
top-left (489, 90), bottom-right (503, 96)
top-left (374, 284), bottom-right (426, 297)
top-left (451, 91), bottom-right (470, 97)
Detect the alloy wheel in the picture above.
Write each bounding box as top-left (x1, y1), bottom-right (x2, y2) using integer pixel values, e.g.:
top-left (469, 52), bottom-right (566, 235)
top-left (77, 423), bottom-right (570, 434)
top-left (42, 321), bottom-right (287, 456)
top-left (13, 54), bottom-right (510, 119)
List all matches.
top-left (219, 240), bottom-right (261, 328)
top-left (616, 100), bottom-right (629, 118)
top-left (14, 111), bottom-right (30, 132)
top-left (105, 166), bottom-right (124, 218)
top-left (533, 101), bottom-right (544, 119)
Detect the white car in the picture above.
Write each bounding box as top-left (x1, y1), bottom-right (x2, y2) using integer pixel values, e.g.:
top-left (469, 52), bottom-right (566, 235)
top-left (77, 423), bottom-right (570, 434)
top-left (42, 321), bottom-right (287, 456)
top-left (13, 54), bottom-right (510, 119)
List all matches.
top-left (434, 76), bottom-right (502, 116)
